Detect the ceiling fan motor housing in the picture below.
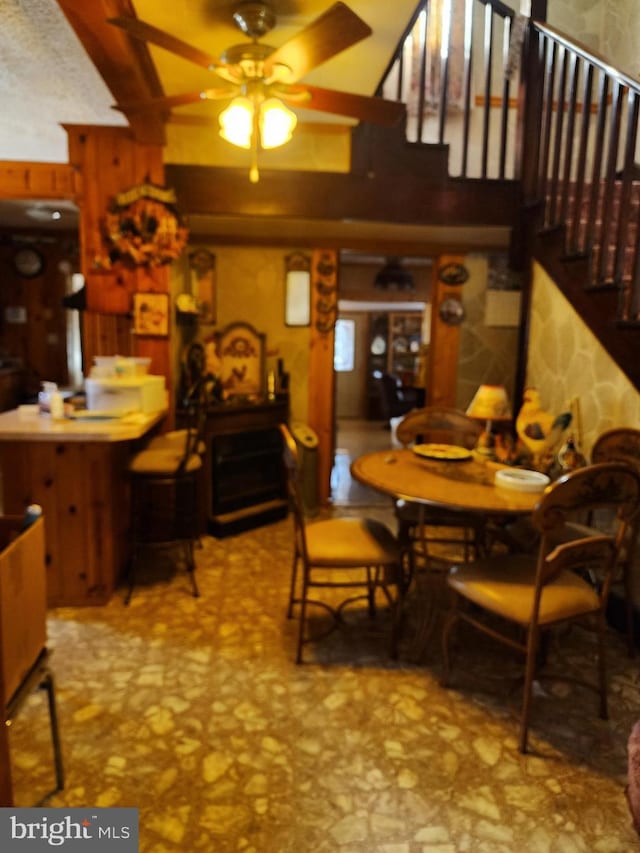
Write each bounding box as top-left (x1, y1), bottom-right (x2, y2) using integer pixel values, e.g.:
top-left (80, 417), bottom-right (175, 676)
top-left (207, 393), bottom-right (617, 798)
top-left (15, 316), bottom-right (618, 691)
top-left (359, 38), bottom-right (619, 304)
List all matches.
top-left (232, 2), bottom-right (276, 39)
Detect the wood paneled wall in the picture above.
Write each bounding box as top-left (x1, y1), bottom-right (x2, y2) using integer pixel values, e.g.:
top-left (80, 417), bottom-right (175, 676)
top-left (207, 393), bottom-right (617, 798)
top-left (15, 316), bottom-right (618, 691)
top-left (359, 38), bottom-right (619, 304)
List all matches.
top-left (0, 232), bottom-right (76, 392)
top-left (64, 125), bottom-right (174, 412)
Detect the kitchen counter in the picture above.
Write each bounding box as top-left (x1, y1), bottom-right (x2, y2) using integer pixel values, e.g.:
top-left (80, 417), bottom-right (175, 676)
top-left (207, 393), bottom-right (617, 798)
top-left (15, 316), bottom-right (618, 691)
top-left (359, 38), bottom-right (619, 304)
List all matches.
top-left (0, 407), bottom-right (165, 442)
top-left (0, 406), bottom-right (167, 606)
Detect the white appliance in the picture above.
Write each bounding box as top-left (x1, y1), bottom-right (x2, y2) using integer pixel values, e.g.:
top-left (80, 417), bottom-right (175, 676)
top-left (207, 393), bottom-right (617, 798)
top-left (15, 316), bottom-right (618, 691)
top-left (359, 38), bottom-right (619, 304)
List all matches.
top-left (85, 375), bottom-right (167, 414)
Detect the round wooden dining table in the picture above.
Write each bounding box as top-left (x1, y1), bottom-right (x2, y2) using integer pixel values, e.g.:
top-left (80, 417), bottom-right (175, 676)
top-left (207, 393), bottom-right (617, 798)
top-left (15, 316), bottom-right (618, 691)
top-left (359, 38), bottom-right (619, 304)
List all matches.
top-left (351, 447), bottom-right (544, 660)
top-left (350, 448), bottom-right (543, 517)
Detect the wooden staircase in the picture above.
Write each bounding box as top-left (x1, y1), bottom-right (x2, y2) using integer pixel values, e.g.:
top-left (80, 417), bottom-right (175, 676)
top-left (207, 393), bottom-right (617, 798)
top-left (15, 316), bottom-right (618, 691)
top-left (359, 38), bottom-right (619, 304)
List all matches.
top-left (520, 19), bottom-right (640, 390)
top-left (378, 1), bottom-right (640, 393)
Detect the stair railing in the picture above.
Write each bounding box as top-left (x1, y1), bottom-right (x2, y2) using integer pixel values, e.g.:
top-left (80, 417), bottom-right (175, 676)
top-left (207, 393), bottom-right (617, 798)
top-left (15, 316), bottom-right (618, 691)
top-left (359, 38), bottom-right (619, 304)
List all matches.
top-left (508, 21), bottom-right (640, 321)
top-left (376, 0), bottom-right (519, 181)
top-left (378, 3), bottom-right (640, 323)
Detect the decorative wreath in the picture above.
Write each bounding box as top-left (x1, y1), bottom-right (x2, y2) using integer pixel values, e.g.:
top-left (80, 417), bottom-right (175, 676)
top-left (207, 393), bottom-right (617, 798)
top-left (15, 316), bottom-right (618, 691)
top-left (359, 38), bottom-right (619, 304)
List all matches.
top-left (102, 182), bottom-right (189, 268)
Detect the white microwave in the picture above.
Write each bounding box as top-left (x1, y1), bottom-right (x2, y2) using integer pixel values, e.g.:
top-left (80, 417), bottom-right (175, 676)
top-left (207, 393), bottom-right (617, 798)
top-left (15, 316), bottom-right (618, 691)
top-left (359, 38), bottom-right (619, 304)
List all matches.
top-left (85, 375), bottom-right (167, 414)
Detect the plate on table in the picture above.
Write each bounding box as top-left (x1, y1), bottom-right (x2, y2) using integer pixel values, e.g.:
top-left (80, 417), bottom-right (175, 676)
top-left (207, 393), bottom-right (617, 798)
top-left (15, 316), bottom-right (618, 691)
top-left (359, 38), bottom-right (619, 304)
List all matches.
top-left (412, 443), bottom-right (472, 462)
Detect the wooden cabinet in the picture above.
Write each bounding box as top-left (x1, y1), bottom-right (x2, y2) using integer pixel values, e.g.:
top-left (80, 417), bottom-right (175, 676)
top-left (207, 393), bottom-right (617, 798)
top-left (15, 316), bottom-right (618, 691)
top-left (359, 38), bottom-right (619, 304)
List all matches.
top-left (201, 400), bottom-right (289, 537)
top-left (368, 311), bottom-right (423, 418)
top-left (0, 409), bottom-right (165, 606)
top-left (369, 312), bottom-right (423, 383)
top-left (387, 313), bottom-right (423, 381)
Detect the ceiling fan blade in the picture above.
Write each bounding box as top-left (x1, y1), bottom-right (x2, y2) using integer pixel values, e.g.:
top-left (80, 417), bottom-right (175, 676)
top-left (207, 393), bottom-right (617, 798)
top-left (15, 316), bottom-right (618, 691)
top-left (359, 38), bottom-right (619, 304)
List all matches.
top-left (282, 85), bottom-right (405, 127)
top-left (107, 16), bottom-right (224, 72)
top-left (263, 2), bottom-right (371, 83)
top-left (113, 88), bottom-right (234, 114)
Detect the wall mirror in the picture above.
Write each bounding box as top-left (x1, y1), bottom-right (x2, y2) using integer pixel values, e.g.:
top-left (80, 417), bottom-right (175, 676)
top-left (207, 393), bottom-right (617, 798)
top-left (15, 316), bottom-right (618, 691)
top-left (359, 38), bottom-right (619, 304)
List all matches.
top-left (284, 252), bottom-right (311, 326)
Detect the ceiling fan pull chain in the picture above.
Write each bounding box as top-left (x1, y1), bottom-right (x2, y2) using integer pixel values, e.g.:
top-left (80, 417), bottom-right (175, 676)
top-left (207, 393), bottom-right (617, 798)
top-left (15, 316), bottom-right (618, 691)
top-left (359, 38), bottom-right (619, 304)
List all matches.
top-left (250, 110), bottom-right (260, 184)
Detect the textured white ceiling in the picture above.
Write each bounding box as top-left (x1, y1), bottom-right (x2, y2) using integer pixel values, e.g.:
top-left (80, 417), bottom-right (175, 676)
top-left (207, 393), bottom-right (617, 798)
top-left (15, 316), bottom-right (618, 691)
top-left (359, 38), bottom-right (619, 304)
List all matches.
top-left (0, 0), bottom-right (126, 163)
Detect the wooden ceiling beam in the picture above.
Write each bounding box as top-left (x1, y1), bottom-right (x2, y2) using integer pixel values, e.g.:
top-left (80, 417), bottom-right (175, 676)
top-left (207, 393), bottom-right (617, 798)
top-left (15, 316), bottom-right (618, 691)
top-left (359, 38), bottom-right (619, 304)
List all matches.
top-left (167, 125), bottom-right (519, 231)
top-left (56, 0), bottom-right (167, 146)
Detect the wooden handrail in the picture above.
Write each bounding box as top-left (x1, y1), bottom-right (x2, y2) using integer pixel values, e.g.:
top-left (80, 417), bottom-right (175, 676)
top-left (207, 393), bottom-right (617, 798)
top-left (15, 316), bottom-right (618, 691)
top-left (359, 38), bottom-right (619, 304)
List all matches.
top-left (524, 20), bottom-right (640, 320)
top-left (532, 21), bottom-right (640, 96)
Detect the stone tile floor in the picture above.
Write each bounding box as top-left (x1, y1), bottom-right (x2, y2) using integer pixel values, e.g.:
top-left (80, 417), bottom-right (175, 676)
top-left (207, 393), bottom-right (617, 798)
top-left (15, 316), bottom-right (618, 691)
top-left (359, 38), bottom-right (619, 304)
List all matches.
top-left (8, 509), bottom-right (640, 852)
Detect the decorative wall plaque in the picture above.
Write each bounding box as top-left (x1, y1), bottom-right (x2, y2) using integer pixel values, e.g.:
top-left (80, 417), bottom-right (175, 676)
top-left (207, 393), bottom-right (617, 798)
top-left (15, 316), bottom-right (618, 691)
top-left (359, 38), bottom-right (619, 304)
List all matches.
top-left (438, 262), bottom-right (469, 285)
top-left (438, 296), bottom-right (466, 325)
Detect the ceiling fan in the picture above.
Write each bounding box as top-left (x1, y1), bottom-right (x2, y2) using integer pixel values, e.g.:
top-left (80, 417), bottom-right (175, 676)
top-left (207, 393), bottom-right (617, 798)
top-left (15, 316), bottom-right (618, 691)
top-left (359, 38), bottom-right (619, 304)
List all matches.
top-left (108, 1), bottom-right (405, 181)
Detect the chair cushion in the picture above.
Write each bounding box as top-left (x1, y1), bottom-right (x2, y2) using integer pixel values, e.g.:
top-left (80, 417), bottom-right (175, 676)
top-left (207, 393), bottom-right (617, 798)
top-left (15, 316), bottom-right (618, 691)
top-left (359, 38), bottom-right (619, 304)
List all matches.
top-left (447, 554), bottom-right (600, 625)
top-left (128, 447), bottom-right (203, 475)
top-left (305, 517), bottom-right (400, 567)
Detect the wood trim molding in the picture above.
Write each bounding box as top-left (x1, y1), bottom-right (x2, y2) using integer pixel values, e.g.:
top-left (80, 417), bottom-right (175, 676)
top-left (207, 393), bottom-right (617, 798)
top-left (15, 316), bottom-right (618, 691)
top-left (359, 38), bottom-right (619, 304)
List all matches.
top-left (474, 94), bottom-right (611, 113)
top-left (0, 162), bottom-right (78, 200)
top-left (57, 0), bottom-right (167, 146)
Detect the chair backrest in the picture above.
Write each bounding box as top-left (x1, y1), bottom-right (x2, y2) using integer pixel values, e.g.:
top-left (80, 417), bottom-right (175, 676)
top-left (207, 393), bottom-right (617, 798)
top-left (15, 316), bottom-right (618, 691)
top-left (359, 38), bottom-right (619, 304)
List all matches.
top-left (177, 377), bottom-right (209, 472)
top-left (531, 462), bottom-right (640, 606)
top-left (279, 423), bottom-right (308, 557)
top-left (377, 373), bottom-right (412, 420)
top-left (590, 428), bottom-right (640, 576)
top-left (591, 428), bottom-right (640, 467)
top-left (396, 406), bottom-right (483, 449)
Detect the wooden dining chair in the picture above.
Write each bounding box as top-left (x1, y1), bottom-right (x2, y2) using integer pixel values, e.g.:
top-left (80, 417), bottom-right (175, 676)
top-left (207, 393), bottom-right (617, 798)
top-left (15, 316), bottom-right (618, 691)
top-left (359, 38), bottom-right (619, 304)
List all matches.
top-left (588, 428), bottom-right (640, 655)
top-left (492, 427), bottom-right (640, 655)
top-left (441, 461), bottom-right (640, 753)
top-left (394, 407), bottom-right (484, 572)
top-left (279, 423), bottom-right (404, 664)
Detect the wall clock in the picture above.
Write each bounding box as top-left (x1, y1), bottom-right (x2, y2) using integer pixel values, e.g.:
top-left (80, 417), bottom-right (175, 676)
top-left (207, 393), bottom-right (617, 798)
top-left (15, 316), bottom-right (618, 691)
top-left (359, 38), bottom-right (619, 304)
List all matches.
top-left (13, 247), bottom-right (45, 278)
top-left (438, 262), bottom-right (469, 285)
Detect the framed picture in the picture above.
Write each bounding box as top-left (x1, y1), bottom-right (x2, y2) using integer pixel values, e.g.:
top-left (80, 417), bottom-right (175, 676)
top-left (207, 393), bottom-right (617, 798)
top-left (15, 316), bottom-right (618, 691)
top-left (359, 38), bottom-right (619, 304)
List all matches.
top-left (213, 322), bottom-right (265, 400)
top-left (133, 292), bottom-right (170, 337)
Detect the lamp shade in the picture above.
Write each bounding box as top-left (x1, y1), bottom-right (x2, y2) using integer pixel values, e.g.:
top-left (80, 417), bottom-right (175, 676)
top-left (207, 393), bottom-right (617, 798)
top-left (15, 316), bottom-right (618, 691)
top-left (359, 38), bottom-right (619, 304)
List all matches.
top-left (219, 97), bottom-right (254, 149)
top-left (260, 98), bottom-right (297, 149)
top-left (219, 95), bottom-right (297, 151)
top-left (466, 384), bottom-right (511, 421)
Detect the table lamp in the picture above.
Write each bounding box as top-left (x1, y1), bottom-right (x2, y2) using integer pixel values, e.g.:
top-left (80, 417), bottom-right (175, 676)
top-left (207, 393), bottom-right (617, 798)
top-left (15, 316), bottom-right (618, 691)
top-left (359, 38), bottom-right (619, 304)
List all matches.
top-left (466, 384), bottom-right (512, 459)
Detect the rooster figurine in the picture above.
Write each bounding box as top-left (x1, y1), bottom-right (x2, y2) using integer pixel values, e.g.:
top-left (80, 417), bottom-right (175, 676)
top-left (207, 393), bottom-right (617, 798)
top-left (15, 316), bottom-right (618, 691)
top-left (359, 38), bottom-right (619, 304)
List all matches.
top-left (515, 388), bottom-right (572, 470)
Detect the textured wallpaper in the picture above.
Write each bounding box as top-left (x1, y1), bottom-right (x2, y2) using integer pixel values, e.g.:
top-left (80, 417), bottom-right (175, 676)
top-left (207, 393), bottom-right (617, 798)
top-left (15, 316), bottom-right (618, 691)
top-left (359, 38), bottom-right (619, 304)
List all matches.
top-left (526, 262), bottom-right (640, 457)
top-left (545, 0), bottom-right (639, 76)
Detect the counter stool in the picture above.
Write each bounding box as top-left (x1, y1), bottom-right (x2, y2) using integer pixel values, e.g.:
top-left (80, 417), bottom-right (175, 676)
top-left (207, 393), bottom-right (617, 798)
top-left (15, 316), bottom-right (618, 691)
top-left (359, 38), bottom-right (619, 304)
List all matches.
top-left (125, 389), bottom-right (206, 604)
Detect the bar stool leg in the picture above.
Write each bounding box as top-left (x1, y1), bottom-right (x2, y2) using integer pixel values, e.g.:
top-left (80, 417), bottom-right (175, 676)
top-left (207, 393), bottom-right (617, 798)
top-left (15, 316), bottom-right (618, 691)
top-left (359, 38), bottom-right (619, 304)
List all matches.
top-left (42, 670), bottom-right (64, 793)
top-left (184, 541), bottom-right (199, 598)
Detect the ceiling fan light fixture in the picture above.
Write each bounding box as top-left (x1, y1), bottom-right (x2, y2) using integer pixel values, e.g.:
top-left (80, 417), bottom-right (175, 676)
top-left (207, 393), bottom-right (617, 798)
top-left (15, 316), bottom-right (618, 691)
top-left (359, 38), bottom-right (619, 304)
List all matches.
top-left (232, 1), bottom-right (276, 39)
top-left (219, 96), bottom-right (254, 148)
top-left (374, 257), bottom-right (415, 291)
top-left (259, 98), bottom-right (297, 149)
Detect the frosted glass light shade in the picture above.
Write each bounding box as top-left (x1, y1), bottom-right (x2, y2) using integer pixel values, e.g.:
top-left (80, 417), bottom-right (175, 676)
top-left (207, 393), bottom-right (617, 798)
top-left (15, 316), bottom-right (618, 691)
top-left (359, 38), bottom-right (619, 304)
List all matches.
top-left (219, 97), bottom-right (254, 149)
top-left (260, 98), bottom-right (297, 149)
